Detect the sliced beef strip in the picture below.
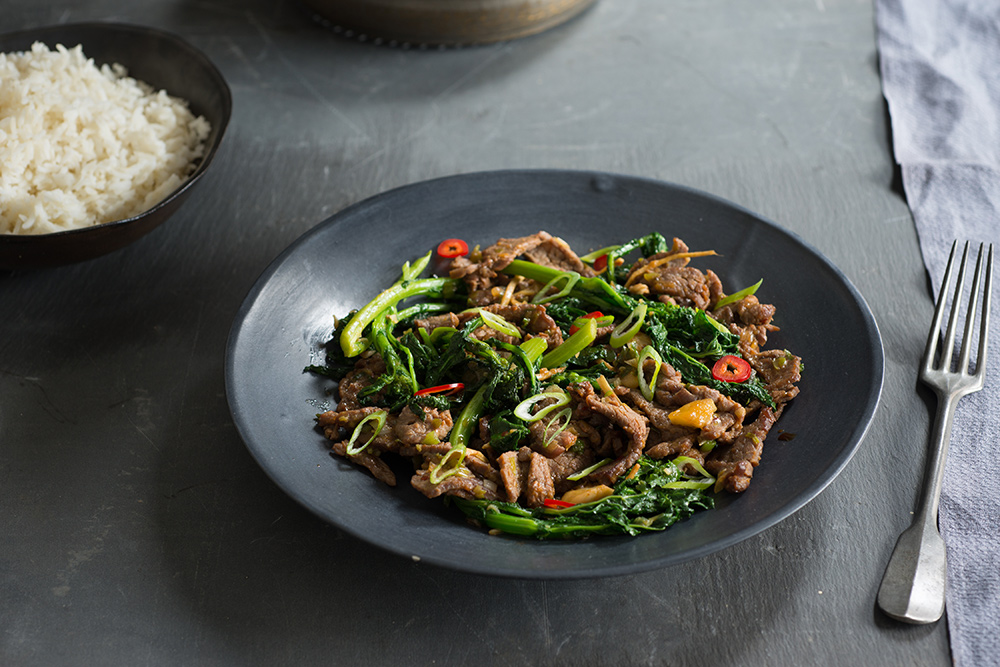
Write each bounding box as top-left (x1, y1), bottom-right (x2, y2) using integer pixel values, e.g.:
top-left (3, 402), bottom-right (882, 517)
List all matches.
top-left (712, 294), bottom-right (775, 326)
top-left (449, 231), bottom-right (593, 303)
top-left (425, 303), bottom-right (562, 350)
top-left (463, 449), bottom-right (502, 485)
top-left (521, 234), bottom-right (595, 276)
top-left (572, 382), bottom-right (649, 486)
top-left (336, 354), bottom-right (386, 410)
top-left (448, 255), bottom-right (500, 296)
top-left (548, 449), bottom-right (596, 492)
top-left (319, 407), bottom-right (399, 485)
top-left (524, 451), bottom-right (556, 508)
top-left (398, 442), bottom-right (452, 458)
top-left (644, 429), bottom-right (702, 463)
top-left (570, 419), bottom-right (603, 446)
top-left (497, 449), bottom-right (527, 503)
top-left (621, 399), bottom-right (702, 459)
top-left (482, 303), bottom-right (564, 349)
top-left (330, 439), bottom-right (397, 486)
top-left (317, 406), bottom-right (383, 430)
top-left (448, 303), bottom-right (564, 349)
top-left (527, 417), bottom-right (576, 459)
top-left (628, 265), bottom-right (711, 310)
top-left (411, 468), bottom-right (501, 501)
top-left (737, 295), bottom-right (776, 326)
top-left (704, 406), bottom-right (777, 493)
top-left (393, 406), bottom-right (453, 447)
top-left (640, 366), bottom-right (747, 444)
top-left (705, 269), bottom-right (725, 308)
top-left (481, 232), bottom-right (554, 270)
top-left (714, 295), bottom-right (779, 349)
top-left (413, 312), bottom-right (460, 332)
top-left (621, 387), bottom-right (681, 432)
top-left (701, 410), bottom-right (742, 443)
top-left (747, 349), bottom-right (802, 408)
top-left (448, 232), bottom-right (551, 296)
top-left (622, 239), bottom-right (713, 309)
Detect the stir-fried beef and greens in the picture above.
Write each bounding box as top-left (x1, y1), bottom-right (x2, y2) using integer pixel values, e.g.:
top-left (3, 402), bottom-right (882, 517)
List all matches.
top-left (307, 231), bottom-right (802, 539)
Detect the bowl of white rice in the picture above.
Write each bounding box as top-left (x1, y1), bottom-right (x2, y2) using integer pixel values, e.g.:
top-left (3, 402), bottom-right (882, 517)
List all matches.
top-left (0, 22), bottom-right (231, 269)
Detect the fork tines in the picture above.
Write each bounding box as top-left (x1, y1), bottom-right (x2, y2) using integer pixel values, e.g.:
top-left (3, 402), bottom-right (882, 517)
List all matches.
top-left (924, 241), bottom-right (994, 382)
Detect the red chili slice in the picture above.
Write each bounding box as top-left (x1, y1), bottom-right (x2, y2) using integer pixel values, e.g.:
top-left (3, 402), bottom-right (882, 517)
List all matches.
top-left (414, 382), bottom-right (465, 397)
top-left (543, 499), bottom-right (575, 509)
top-left (568, 311), bottom-right (605, 335)
top-left (436, 238), bottom-right (469, 259)
top-left (711, 355), bottom-right (752, 383)
top-left (593, 254), bottom-right (608, 271)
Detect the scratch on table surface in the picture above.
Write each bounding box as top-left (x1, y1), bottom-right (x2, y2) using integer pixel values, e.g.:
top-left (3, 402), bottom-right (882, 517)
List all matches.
top-left (122, 388), bottom-right (159, 451)
top-left (514, 99), bottom-right (614, 131)
top-left (524, 142), bottom-right (630, 152)
top-left (126, 415), bottom-right (160, 452)
top-left (477, 102), bottom-right (510, 145)
top-left (636, 585), bottom-right (678, 612)
top-left (175, 299), bottom-right (205, 431)
top-left (430, 43), bottom-right (514, 104)
top-left (409, 567), bottom-right (503, 652)
top-left (2, 371), bottom-right (74, 424)
top-left (541, 581), bottom-right (552, 648)
top-left (244, 10), bottom-right (369, 139)
top-left (52, 519), bottom-right (111, 598)
top-left (664, 47), bottom-right (796, 154)
top-left (223, 35), bottom-right (261, 81)
top-left (164, 478), bottom-right (230, 500)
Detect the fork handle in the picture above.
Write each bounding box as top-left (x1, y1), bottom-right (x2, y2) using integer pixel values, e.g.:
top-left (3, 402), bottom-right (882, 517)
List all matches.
top-left (918, 389), bottom-right (961, 523)
top-left (876, 390), bottom-right (959, 624)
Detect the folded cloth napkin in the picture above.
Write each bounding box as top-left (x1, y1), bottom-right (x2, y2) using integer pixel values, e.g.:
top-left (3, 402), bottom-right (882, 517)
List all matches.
top-left (876, 0), bottom-right (1000, 661)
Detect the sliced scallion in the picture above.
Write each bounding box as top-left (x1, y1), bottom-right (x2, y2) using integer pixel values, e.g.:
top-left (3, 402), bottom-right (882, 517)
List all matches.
top-left (579, 245), bottom-right (622, 263)
top-left (571, 313), bottom-right (614, 331)
top-left (664, 455), bottom-right (715, 490)
top-left (540, 316), bottom-right (598, 368)
top-left (519, 337), bottom-right (548, 365)
top-left (344, 411), bottom-right (388, 456)
top-left (542, 408), bottom-right (573, 449)
top-left (531, 271), bottom-right (580, 305)
top-left (428, 445), bottom-right (467, 484)
top-left (514, 388), bottom-right (571, 422)
top-left (476, 309), bottom-right (522, 339)
top-left (610, 301), bottom-right (647, 348)
top-left (566, 457), bottom-right (614, 481)
top-left (714, 279), bottom-right (763, 309)
top-left (637, 345), bottom-right (663, 401)
top-left (450, 384), bottom-right (490, 449)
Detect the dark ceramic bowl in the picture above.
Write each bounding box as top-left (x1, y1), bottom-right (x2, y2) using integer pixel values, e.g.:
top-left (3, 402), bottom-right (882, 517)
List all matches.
top-left (0, 23), bottom-right (232, 270)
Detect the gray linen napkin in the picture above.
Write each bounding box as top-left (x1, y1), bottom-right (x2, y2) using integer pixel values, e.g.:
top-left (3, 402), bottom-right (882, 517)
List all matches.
top-left (876, 0), bottom-right (1000, 661)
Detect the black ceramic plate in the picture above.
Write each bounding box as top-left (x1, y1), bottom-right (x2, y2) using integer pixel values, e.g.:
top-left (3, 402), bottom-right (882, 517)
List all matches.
top-left (225, 170), bottom-right (883, 579)
top-left (0, 23), bottom-right (231, 269)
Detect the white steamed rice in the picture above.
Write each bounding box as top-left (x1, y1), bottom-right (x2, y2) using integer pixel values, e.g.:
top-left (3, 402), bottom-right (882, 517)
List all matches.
top-left (0, 42), bottom-right (211, 235)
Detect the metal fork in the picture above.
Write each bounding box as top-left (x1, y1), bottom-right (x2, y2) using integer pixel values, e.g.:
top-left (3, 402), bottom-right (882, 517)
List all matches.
top-left (877, 240), bottom-right (994, 624)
